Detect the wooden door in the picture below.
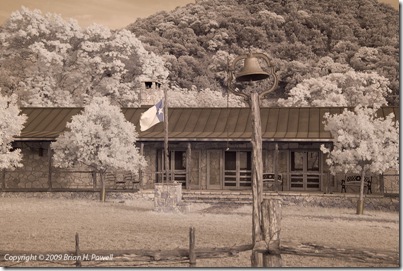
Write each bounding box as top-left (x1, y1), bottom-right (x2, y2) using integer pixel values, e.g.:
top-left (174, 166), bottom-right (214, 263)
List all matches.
top-left (207, 150), bottom-right (222, 189)
top-left (188, 150), bottom-right (201, 189)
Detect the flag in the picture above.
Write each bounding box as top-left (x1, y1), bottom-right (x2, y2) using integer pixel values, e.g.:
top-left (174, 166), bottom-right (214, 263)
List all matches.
top-left (140, 99), bottom-right (164, 131)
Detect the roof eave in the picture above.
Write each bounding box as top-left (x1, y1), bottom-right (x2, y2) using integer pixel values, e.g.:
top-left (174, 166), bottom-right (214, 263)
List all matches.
top-left (137, 138), bottom-right (334, 142)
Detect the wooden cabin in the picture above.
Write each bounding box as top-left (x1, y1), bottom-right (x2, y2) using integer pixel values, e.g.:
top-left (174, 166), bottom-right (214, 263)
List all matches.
top-left (1, 107), bottom-right (399, 194)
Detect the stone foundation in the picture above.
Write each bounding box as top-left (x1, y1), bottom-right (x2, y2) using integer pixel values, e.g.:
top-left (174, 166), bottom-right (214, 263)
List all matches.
top-left (0, 191), bottom-right (154, 201)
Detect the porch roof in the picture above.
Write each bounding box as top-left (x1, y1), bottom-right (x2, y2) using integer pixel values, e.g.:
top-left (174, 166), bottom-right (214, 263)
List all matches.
top-left (17, 107), bottom-right (399, 142)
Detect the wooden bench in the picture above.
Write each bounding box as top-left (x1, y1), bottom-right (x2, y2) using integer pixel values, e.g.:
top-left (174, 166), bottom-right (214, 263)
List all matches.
top-left (263, 173), bottom-right (283, 191)
top-left (341, 175), bottom-right (372, 194)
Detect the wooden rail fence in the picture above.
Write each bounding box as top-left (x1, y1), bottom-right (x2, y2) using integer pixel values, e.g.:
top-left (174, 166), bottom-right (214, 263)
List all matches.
top-left (0, 231), bottom-right (398, 267)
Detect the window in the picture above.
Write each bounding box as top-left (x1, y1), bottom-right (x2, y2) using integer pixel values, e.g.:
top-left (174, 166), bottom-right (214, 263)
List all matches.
top-left (291, 151), bottom-right (304, 171)
top-left (145, 82), bottom-right (153, 89)
top-left (307, 151), bottom-right (319, 171)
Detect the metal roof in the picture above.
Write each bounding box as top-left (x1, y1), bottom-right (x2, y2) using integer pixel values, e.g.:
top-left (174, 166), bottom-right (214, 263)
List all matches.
top-left (18, 107), bottom-right (399, 142)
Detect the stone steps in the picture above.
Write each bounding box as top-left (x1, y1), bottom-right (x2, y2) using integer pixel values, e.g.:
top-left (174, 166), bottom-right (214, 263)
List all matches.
top-left (182, 191), bottom-right (279, 204)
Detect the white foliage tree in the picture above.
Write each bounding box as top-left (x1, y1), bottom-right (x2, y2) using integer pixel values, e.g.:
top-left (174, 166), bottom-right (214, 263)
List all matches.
top-left (168, 87), bottom-right (245, 107)
top-left (277, 70), bottom-right (391, 107)
top-left (0, 93), bottom-right (27, 169)
top-left (51, 97), bottom-right (146, 201)
top-left (0, 7), bottom-right (82, 106)
top-left (143, 85), bottom-right (245, 107)
top-left (0, 7), bottom-right (169, 107)
top-left (320, 106), bottom-right (399, 214)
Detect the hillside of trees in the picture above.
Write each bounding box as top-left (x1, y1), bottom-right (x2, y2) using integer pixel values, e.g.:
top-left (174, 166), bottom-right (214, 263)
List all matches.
top-left (0, 1), bottom-right (398, 107)
top-left (127, 0), bottom-right (399, 104)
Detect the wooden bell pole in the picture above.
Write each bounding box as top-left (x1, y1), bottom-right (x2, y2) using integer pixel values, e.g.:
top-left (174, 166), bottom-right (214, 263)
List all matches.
top-left (227, 52), bottom-right (278, 267)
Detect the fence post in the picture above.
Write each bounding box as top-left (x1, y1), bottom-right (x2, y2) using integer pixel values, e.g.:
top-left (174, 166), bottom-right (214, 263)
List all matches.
top-left (75, 233), bottom-right (81, 267)
top-left (189, 227), bottom-right (196, 267)
top-left (262, 198), bottom-right (282, 267)
top-left (251, 249), bottom-right (263, 267)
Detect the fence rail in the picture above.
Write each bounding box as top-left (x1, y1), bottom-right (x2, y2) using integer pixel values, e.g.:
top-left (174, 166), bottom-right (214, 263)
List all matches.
top-left (0, 229), bottom-right (398, 267)
top-left (0, 230), bottom-right (252, 267)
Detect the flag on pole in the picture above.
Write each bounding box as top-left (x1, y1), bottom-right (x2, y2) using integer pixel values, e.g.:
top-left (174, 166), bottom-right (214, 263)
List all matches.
top-left (140, 99), bottom-right (164, 131)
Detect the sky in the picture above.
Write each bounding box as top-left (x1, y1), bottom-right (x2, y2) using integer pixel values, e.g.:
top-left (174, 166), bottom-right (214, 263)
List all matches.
top-left (0, 0), bottom-right (196, 29)
top-left (0, 0), bottom-right (398, 30)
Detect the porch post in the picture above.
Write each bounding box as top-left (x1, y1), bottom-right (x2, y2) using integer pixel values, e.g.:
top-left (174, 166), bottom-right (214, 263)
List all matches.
top-left (274, 143), bottom-right (279, 192)
top-left (186, 143), bottom-right (191, 190)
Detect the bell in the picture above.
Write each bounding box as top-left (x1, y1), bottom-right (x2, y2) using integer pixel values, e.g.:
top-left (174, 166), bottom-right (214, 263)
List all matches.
top-left (235, 55), bottom-right (270, 82)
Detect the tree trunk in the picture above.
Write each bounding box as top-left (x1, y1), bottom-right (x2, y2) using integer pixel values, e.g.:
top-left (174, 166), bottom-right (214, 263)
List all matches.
top-left (100, 172), bottom-right (106, 202)
top-left (380, 174), bottom-right (385, 194)
top-left (356, 168), bottom-right (366, 215)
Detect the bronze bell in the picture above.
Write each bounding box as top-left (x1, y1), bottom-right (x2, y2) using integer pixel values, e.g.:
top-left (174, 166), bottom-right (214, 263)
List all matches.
top-left (235, 55), bottom-right (270, 82)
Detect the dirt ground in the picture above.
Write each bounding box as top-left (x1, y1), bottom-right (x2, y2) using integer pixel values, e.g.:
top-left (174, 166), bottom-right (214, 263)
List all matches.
top-left (0, 197), bottom-right (399, 268)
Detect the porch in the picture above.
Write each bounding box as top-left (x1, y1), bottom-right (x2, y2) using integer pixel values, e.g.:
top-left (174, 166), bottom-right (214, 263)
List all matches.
top-left (6, 106), bottom-right (398, 195)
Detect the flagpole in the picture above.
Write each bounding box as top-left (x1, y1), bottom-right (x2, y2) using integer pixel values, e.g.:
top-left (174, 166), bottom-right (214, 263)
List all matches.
top-left (164, 84), bottom-right (169, 183)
